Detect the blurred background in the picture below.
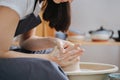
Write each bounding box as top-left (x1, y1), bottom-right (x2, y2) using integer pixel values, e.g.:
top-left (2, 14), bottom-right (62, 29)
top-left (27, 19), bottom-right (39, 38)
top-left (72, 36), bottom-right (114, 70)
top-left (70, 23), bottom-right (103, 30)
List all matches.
top-left (70, 0), bottom-right (120, 72)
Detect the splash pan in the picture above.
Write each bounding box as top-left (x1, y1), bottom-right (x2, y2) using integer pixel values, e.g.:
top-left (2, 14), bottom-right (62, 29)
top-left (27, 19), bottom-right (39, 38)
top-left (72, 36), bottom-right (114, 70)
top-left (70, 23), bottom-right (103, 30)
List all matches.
top-left (65, 62), bottom-right (119, 80)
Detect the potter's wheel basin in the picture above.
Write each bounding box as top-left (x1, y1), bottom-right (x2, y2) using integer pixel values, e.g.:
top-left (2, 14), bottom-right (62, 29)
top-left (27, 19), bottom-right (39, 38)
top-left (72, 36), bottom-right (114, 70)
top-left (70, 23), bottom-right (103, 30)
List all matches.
top-left (65, 62), bottom-right (119, 75)
top-left (65, 62), bottom-right (119, 80)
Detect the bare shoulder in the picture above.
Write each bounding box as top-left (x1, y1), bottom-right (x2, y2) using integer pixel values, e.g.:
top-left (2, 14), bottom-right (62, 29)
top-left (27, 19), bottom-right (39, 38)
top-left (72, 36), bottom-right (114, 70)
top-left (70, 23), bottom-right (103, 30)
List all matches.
top-left (0, 6), bottom-right (20, 50)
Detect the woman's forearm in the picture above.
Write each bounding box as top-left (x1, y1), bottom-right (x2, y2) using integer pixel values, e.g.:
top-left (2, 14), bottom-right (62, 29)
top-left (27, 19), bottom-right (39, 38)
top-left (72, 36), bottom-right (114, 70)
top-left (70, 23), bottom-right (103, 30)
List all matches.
top-left (0, 50), bottom-right (51, 60)
top-left (20, 36), bottom-right (56, 51)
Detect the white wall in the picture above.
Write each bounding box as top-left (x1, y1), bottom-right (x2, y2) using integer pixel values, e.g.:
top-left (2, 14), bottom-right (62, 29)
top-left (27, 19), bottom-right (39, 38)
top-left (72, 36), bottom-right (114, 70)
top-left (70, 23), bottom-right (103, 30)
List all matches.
top-left (70, 0), bottom-right (120, 71)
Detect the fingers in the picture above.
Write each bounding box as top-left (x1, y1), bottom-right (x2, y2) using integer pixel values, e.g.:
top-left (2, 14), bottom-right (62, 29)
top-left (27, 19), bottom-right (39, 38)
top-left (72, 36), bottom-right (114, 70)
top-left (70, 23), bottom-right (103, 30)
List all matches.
top-left (50, 38), bottom-right (84, 67)
top-left (54, 38), bottom-right (65, 53)
top-left (57, 48), bottom-right (84, 67)
top-left (64, 43), bottom-right (82, 53)
top-left (58, 43), bottom-right (84, 61)
top-left (63, 41), bottom-right (74, 49)
top-left (50, 46), bottom-right (59, 57)
top-left (54, 39), bottom-right (74, 53)
top-left (58, 57), bottom-right (80, 67)
top-left (62, 48), bottom-right (84, 61)
top-left (59, 44), bottom-right (84, 67)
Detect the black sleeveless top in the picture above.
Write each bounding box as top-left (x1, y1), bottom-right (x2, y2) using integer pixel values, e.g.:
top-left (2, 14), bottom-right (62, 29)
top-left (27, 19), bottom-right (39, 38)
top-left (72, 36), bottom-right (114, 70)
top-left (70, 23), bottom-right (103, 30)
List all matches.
top-left (14, 0), bottom-right (43, 37)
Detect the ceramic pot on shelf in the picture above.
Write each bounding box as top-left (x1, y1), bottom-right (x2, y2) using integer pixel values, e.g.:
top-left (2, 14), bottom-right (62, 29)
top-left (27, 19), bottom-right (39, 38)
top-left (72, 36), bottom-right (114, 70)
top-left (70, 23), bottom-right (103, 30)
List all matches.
top-left (89, 26), bottom-right (114, 42)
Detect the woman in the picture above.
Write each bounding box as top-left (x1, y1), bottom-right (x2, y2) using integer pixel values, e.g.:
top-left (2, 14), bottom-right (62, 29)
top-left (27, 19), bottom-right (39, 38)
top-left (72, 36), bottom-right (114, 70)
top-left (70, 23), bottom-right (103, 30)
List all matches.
top-left (0, 0), bottom-right (84, 80)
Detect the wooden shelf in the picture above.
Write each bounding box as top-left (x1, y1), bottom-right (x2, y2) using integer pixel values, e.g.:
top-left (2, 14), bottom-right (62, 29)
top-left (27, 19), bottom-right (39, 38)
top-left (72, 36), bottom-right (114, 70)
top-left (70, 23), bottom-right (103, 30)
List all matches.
top-left (68, 39), bottom-right (120, 46)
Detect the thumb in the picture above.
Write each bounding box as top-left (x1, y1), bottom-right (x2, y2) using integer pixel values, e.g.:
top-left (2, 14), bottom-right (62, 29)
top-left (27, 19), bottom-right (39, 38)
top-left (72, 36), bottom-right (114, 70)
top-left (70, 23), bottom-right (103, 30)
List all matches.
top-left (50, 46), bottom-right (59, 56)
top-left (55, 39), bottom-right (65, 53)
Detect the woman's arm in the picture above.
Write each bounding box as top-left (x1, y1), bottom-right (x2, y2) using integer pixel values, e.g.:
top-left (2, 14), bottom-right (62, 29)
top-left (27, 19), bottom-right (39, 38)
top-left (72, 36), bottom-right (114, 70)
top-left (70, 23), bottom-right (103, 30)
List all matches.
top-left (0, 6), bottom-right (50, 60)
top-left (0, 6), bottom-right (19, 52)
top-left (19, 27), bottom-right (76, 52)
top-left (0, 6), bottom-right (84, 68)
top-left (19, 28), bottom-right (57, 51)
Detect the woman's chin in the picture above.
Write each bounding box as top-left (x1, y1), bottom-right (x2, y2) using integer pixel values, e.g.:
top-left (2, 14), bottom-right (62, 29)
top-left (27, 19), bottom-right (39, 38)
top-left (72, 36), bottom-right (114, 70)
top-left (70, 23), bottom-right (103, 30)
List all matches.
top-left (53, 0), bottom-right (61, 4)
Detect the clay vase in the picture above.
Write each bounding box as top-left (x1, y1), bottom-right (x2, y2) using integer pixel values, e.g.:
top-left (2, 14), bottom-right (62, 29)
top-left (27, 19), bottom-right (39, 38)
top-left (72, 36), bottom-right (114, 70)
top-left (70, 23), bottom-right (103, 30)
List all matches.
top-left (62, 57), bottom-right (80, 72)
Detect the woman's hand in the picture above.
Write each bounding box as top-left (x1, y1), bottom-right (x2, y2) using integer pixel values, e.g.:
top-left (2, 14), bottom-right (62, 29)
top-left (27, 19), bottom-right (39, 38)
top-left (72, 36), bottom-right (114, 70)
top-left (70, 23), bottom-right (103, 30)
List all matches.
top-left (49, 43), bottom-right (84, 67)
top-left (50, 38), bottom-right (75, 53)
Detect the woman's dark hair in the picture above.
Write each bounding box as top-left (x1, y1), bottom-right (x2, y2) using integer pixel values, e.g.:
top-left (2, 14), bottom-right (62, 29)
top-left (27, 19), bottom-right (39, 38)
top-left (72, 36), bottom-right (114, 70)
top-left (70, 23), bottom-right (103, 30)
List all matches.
top-left (42, 0), bottom-right (71, 32)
